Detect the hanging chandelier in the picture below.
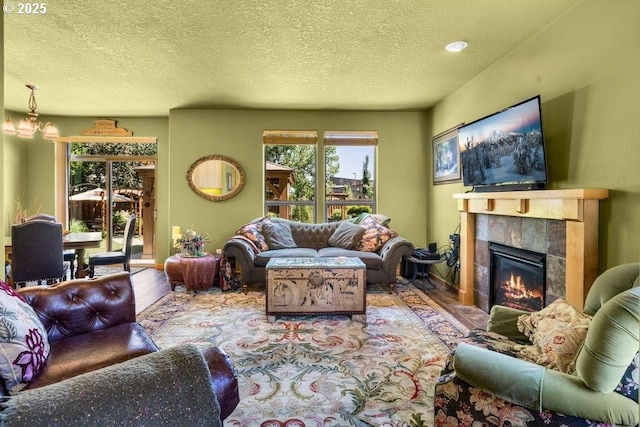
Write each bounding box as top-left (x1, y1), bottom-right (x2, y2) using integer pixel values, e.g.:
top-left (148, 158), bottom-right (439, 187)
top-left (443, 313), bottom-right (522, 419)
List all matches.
top-left (3, 85), bottom-right (60, 140)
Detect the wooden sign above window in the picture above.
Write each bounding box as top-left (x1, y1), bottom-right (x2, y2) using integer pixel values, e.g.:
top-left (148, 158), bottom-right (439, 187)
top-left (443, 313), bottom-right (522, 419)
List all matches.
top-left (81, 119), bottom-right (133, 136)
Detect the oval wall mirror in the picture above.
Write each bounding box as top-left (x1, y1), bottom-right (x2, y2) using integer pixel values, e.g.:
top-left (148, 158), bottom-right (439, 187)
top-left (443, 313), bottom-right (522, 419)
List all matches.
top-left (187, 154), bottom-right (246, 201)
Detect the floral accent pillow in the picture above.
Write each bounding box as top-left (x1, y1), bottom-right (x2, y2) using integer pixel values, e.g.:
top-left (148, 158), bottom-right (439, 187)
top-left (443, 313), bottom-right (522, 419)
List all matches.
top-left (515, 299), bottom-right (591, 374)
top-left (0, 280), bottom-right (50, 393)
top-left (235, 216), bottom-right (272, 252)
top-left (353, 215), bottom-right (398, 252)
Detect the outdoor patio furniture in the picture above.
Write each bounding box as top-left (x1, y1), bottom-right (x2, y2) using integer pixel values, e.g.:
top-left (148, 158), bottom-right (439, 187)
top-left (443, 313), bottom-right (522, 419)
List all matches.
top-left (88, 215), bottom-right (137, 278)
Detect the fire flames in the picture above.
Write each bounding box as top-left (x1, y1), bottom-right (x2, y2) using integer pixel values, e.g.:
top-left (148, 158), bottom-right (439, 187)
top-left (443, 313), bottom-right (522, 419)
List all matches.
top-left (502, 272), bottom-right (543, 303)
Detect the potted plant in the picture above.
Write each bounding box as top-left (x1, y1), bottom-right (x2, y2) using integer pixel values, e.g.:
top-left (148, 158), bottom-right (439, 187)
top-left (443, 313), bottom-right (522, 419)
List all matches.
top-left (175, 228), bottom-right (212, 257)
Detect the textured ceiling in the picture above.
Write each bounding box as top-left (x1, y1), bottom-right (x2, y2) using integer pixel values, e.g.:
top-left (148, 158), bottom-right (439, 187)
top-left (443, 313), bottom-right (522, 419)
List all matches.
top-left (4, 0), bottom-right (583, 116)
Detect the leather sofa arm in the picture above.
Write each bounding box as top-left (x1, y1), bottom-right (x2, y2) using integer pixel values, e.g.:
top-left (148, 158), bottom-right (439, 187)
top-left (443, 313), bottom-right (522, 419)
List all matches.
top-left (201, 346), bottom-right (240, 420)
top-left (379, 236), bottom-right (414, 268)
top-left (223, 237), bottom-right (259, 281)
top-left (223, 237), bottom-right (258, 261)
top-left (19, 272), bottom-right (136, 343)
top-left (454, 343), bottom-right (638, 426)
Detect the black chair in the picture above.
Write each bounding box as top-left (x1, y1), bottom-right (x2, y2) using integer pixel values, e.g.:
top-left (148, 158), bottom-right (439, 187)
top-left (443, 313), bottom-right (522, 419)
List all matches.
top-left (24, 213), bottom-right (77, 279)
top-left (88, 215), bottom-right (137, 278)
top-left (11, 220), bottom-right (65, 287)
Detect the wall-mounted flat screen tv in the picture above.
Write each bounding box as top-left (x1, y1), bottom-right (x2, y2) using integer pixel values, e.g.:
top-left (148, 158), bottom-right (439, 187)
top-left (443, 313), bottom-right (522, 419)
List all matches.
top-left (459, 96), bottom-right (548, 191)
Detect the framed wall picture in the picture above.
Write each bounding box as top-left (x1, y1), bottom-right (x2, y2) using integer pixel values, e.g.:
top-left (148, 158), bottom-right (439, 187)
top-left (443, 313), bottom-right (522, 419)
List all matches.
top-left (432, 124), bottom-right (463, 184)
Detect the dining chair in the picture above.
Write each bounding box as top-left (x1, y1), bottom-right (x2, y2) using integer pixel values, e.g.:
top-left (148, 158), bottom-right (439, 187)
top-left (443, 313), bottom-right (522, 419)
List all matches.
top-left (24, 213), bottom-right (77, 279)
top-left (88, 215), bottom-right (137, 278)
top-left (11, 220), bottom-right (65, 287)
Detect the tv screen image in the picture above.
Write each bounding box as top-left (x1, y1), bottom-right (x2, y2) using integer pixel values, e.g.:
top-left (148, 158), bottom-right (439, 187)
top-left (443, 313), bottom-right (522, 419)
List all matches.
top-left (459, 96), bottom-right (547, 189)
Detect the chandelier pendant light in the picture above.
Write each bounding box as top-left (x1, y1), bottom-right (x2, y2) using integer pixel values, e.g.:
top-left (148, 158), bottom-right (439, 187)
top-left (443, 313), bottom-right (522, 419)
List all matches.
top-left (3, 84), bottom-right (60, 140)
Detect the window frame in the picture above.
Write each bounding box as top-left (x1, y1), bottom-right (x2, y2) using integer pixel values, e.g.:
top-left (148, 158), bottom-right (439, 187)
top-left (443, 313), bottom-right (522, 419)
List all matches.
top-left (324, 130), bottom-right (378, 222)
top-left (263, 130), bottom-right (318, 223)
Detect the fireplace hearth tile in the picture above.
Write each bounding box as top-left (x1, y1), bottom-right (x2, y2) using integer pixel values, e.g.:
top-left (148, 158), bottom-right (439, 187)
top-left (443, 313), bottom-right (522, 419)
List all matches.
top-left (476, 239), bottom-right (489, 267)
top-left (546, 255), bottom-right (566, 299)
top-left (474, 263), bottom-right (489, 294)
top-left (504, 217), bottom-right (522, 248)
top-left (475, 214), bottom-right (488, 241)
top-left (488, 216), bottom-right (507, 243)
top-left (522, 218), bottom-right (547, 253)
top-left (546, 292), bottom-right (562, 306)
top-left (474, 290), bottom-right (489, 313)
top-left (546, 220), bottom-right (566, 257)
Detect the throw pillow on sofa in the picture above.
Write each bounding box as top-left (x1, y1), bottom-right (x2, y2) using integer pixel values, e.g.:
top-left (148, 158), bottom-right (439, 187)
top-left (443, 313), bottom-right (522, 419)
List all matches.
top-left (0, 280), bottom-right (51, 393)
top-left (236, 216), bottom-right (272, 252)
top-left (328, 221), bottom-right (366, 250)
top-left (353, 215), bottom-right (398, 252)
top-left (515, 299), bottom-right (592, 374)
top-left (262, 222), bottom-right (297, 249)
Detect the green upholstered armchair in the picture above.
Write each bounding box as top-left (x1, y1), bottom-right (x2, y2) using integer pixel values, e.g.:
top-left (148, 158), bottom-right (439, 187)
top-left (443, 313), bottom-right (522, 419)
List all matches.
top-left (434, 263), bottom-right (639, 427)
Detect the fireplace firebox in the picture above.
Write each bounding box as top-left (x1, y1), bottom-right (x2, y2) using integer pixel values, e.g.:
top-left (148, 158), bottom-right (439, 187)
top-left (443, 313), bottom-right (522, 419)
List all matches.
top-left (489, 243), bottom-right (546, 312)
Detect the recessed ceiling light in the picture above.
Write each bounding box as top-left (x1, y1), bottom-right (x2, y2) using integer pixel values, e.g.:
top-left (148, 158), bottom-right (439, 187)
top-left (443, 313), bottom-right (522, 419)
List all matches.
top-left (445, 41), bottom-right (468, 52)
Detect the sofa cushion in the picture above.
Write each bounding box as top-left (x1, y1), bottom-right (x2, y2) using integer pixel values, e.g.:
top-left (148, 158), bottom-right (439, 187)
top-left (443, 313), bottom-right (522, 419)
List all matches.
top-left (236, 216), bottom-right (272, 252)
top-left (328, 221), bottom-right (366, 249)
top-left (24, 322), bottom-right (158, 390)
top-left (317, 248), bottom-right (383, 269)
top-left (353, 215), bottom-right (398, 252)
top-left (516, 299), bottom-right (591, 374)
top-left (262, 222), bottom-right (297, 249)
top-left (254, 248), bottom-right (319, 267)
top-left (0, 280), bottom-right (51, 393)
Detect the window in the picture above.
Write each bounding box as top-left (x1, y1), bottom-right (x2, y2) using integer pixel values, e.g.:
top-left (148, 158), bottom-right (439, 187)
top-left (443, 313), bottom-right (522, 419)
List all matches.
top-left (263, 129), bottom-right (377, 223)
top-left (264, 130), bottom-right (318, 223)
top-left (324, 131), bottom-right (377, 222)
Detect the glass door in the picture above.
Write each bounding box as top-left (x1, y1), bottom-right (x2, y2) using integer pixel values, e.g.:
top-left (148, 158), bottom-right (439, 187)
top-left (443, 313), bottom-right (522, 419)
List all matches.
top-left (68, 142), bottom-right (157, 266)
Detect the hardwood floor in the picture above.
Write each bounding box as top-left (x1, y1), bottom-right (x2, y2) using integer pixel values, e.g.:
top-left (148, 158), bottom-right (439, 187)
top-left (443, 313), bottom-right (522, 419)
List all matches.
top-left (132, 268), bottom-right (489, 329)
top-left (132, 268), bottom-right (171, 314)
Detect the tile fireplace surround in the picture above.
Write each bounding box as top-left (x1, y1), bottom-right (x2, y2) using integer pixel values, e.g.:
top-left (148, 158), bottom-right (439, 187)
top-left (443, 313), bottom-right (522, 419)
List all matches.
top-left (453, 189), bottom-right (609, 311)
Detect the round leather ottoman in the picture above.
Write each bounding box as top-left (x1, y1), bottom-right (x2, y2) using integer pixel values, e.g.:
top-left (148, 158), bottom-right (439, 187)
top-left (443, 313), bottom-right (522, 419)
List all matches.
top-left (164, 253), bottom-right (220, 292)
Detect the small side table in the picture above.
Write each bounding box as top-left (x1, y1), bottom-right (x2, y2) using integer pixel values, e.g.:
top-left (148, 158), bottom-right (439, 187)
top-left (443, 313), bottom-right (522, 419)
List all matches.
top-left (164, 253), bottom-right (221, 292)
top-left (406, 256), bottom-right (443, 291)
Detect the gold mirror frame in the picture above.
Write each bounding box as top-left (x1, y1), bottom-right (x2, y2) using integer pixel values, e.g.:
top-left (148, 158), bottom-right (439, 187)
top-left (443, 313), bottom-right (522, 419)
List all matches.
top-left (186, 154), bottom-right (246, 201)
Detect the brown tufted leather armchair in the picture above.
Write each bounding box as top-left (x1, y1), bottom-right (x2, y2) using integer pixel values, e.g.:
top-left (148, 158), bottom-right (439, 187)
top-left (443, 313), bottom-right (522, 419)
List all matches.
top-left (3, 272), bottom-right (240, 421)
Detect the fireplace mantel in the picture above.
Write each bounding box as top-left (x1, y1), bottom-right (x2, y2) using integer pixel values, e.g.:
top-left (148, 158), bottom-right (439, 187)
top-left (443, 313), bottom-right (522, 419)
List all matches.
top-left (453, 189), bottom-right (609, 310)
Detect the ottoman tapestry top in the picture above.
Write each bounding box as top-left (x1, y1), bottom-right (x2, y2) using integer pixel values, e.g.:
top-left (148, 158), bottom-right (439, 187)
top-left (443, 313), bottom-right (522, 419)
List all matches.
top-left (266, 257), bottom-right (366, 318)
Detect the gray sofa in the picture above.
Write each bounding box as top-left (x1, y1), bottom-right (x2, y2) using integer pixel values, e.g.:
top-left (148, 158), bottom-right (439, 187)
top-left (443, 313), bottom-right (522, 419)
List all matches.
top-left (223, 216), bottom-right (414, 293)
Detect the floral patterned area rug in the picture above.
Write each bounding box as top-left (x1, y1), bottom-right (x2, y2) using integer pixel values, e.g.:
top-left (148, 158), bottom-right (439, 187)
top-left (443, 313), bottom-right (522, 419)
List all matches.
top-left (138, 283), bottom-right (469, 427)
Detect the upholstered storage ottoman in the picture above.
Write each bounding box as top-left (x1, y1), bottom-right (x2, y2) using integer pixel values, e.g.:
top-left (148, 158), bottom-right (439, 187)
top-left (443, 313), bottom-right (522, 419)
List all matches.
top-left (265, 257), bottom-right (366, 322)
top-left (164, 253), bottom-right (220, 292)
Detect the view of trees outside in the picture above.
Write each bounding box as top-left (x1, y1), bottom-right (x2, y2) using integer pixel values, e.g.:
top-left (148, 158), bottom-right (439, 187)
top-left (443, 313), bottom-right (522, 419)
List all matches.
top-left (265, 145), bottom-right (325, 222)
top-left (68, 142), bottom-right (157, 235)
top-left (361, 154), bottom-right (373, 198)
top-left (265, 144), bottom-right (375, 222)
top-left (70, 142), bottom-right (157, 190)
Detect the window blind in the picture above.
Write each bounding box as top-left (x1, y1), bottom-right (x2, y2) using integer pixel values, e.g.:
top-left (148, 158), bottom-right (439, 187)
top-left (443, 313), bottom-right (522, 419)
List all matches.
top-left (323, 130), bottom-right (378, 146)
top-left (263, 130), bottom-right (318, 145)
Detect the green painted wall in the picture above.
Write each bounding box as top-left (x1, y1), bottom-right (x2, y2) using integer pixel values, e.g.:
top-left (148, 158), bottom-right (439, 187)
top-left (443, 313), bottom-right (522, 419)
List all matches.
top-left (427, 0), bottom-right (640, 277)
top-left (3, 113), bottom-right (30, 232)
top-left (165, 109), bottom-right (428, 261)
